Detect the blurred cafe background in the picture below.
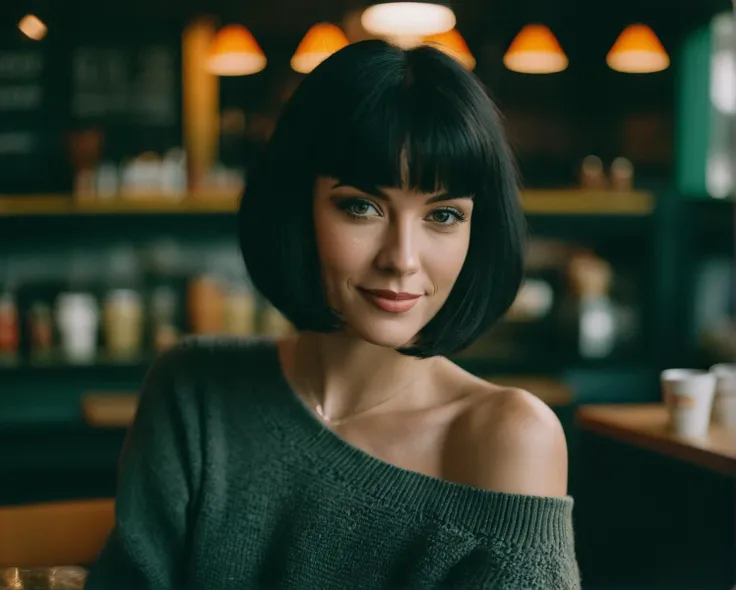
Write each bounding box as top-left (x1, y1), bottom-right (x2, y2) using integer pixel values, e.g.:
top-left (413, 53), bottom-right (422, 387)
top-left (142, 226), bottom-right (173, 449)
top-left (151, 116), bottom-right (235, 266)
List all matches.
top-left (0, 0), bottom-right (734, 588)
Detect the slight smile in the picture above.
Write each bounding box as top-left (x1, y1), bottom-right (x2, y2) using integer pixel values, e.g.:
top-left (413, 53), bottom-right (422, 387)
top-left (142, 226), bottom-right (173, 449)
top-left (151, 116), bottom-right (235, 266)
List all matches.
top-left (358, 288), bottom-right (422, 313)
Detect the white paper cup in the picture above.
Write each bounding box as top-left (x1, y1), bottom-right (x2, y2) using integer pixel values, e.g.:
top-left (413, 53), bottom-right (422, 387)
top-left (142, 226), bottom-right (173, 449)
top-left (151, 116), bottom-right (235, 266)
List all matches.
top-left (710, 363), bottom-right (736, 429)
top-left (661, 369), bottom-right (716, 438)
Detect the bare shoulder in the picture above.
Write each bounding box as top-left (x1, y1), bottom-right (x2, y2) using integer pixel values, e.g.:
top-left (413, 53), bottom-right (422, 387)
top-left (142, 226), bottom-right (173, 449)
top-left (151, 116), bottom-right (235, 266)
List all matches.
top-left (444, 368), bottom-right (569, 497)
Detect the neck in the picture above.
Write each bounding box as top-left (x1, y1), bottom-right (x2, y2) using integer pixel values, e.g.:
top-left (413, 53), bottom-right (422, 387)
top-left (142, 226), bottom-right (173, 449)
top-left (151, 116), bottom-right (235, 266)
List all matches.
top-left (293, 331), bottom-right (436, 420)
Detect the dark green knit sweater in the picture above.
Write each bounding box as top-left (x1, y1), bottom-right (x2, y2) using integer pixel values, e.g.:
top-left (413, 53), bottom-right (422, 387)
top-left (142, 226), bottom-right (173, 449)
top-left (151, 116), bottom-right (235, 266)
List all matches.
top-left (85, 337), bottom-right (580, 589)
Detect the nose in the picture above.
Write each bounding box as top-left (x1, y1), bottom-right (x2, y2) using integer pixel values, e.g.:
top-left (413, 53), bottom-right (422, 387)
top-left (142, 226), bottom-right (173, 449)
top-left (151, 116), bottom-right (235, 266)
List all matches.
top-left (374, 217), bottom-right (420, 276)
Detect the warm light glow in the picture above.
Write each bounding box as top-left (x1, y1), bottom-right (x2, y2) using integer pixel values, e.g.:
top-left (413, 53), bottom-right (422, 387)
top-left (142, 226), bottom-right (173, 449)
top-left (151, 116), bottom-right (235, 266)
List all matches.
top-left (424, 28), bottom-right (475, 69)
top-left (361, 2), bottom-right (455, 37)
top-left (291, 23), bottom-right (349, 74)
top-left (206, 25), bottom-right (266, 76)
top-left (606, 24), bottom-right (669, 73)
top-left (18, 14), bottom-right (47, 41)
top-left (503, 25), bottom-right (568, 74)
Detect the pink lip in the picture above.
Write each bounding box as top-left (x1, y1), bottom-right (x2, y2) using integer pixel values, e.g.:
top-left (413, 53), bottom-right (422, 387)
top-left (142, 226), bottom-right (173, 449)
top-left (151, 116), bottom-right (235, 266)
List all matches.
top-left (359, 288), bottom-right (422, 313)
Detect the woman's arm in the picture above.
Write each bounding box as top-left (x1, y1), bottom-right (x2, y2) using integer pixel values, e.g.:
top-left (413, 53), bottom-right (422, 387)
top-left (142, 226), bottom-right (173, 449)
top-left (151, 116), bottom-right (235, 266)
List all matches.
top-left (447, 387), bottom-right (580, 588)
top-left (85, 345), bottom-right (202, 589)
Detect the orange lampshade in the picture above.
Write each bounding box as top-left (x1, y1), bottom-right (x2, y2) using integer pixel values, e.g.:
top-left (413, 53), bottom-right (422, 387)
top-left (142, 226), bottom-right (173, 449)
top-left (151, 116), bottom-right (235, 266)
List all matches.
top-left (291, 23), bottom-right (349, 74)
top-left (503, 24), bottom-right (568, 74)
top-left (206, 24), bottom-right (266, 76)
top-left (18, 14), bottom-right (47, 40)
top-left (424, 28), bottom-right (475, 70)
top-left (607, 24), bottom-right (669, 73)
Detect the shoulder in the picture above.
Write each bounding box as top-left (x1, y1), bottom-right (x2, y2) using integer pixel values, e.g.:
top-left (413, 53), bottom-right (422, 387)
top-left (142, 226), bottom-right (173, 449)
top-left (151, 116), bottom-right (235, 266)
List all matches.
top-left (130, 335), bottom-right (279, 444)
top-left (448, 372), bottom-right (569, 497)
top-left (138, 335), bottom-right (280, 412)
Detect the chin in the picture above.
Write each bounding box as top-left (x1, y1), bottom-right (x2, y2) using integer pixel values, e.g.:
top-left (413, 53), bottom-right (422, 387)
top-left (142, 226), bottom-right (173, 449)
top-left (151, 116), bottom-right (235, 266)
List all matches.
top-left (346, 316), bottom-right (423, 351)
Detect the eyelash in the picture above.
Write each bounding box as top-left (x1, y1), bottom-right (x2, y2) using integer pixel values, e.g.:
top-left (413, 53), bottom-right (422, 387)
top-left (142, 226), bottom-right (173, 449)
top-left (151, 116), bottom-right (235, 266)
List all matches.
top-left (430, 207), bottom-right (467, 227)
top-left (337, 198), bottom-right (381, 220)
top-left (337, 198), bottom-right (468, 228)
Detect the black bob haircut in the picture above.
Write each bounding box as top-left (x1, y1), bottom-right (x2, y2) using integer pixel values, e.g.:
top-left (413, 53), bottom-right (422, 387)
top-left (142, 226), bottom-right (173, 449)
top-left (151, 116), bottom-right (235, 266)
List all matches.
top-left (239, 39), bottom-right (526, 358)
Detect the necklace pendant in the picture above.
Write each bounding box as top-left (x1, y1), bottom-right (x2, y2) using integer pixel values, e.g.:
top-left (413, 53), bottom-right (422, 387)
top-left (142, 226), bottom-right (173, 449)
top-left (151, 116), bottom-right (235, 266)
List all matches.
top-left (316, 404), bottom-right (331, 422)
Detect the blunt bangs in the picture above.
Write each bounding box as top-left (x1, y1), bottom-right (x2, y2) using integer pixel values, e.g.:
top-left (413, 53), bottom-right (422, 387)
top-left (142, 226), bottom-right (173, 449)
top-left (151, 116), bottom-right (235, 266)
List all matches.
top-left (312, 47), bottom-right (495, 200)
top-left (240, 40), bottom-right (526, 358)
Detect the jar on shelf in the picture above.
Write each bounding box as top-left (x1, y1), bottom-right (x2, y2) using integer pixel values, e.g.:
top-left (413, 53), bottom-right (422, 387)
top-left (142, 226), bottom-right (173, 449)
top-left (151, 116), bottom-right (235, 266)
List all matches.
top-left (224, 282), bottom-right (256, 336)
top-left (103, 289), bottom-right (143, 359)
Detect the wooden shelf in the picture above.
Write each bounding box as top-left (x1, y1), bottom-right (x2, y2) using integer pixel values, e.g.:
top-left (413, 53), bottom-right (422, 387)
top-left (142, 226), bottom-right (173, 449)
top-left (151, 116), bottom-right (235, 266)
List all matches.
top-left (0, 189), bottom-right (654, 217)
top-left (0, 192), bottom-right (239, 216)
top-left (521, 189), bottom-right (654, 215)
top-left (576, 403), bottom-right (736, 478)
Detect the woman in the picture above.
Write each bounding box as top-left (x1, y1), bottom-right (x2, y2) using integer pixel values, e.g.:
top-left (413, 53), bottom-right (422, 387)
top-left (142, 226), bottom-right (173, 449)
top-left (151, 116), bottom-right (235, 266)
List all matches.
top-left (86, 40), bottom-right (580, 589)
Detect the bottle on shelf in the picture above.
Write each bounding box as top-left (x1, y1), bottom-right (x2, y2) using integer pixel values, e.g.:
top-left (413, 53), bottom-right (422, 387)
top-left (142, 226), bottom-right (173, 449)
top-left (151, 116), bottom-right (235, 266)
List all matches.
top-left (56, 292), bottom-right (99, 364)
top-left (103, 289), bottom-right (144, 360)
top-left (150, 285), bottom-right (180, 352)
top-left (567, 252), bottom-right (617, 360)
top-left (27, 301), bottom-right (54, 358)
top-left (188, 274), bottom-right (225, 335)
top-left (224, 279), bottom-right (257, 336)
top-left (0, 288), bottom-right (19, 362)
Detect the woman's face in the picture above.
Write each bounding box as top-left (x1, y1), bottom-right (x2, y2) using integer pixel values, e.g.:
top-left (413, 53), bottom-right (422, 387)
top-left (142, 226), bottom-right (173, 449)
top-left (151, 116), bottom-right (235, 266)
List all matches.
top-left (313, 175), bottom-right (473, 350)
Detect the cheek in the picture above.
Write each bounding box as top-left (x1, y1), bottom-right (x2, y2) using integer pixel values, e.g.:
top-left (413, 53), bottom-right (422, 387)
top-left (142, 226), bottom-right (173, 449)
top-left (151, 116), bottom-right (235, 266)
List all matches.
top-left (430, 233), bottom-right (470, 287)
top-left (314, 210), bottom-right (372, 277)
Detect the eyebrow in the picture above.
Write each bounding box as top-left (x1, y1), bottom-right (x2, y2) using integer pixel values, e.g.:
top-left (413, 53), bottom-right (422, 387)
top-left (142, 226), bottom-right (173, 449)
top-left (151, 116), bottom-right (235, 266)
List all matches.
top-left (333, 181), bottom-right (474, 204)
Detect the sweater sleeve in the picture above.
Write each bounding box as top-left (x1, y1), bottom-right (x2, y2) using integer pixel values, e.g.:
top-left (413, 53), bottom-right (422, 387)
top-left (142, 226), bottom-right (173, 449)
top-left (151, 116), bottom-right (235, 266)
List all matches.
top-left (84, 345), bottom-right (202, 590)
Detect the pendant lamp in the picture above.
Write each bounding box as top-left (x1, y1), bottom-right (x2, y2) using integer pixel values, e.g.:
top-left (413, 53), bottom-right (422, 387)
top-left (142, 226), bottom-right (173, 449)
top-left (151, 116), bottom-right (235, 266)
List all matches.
top-left (424, 28), bottom-right (475, 70)
top-left (606, 24), bottom-right (669, 73)
top-left (503, 24), bottom-right (568, 74)
top-left (206, 24), bottom-right (267, 76)
top-left (291, 23), bottom-right (349, 74)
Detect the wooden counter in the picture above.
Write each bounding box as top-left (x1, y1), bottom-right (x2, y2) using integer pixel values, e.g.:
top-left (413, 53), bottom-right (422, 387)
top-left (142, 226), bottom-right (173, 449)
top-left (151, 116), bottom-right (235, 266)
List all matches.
top-left (576, 404), bottom-right (736, 478)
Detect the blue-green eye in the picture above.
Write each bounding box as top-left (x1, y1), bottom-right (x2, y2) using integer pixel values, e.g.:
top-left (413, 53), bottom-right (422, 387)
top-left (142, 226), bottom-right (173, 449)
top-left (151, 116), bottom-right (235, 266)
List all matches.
top-left (338, 198), bottom-right (381, 219)
top-left (428, 207), bottom-right (466, 226)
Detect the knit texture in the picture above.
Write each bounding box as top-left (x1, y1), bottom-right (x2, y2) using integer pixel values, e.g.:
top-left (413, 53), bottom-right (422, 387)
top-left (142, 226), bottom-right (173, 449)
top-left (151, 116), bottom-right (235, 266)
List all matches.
top-left (85, 336), bottom-right (580, 589)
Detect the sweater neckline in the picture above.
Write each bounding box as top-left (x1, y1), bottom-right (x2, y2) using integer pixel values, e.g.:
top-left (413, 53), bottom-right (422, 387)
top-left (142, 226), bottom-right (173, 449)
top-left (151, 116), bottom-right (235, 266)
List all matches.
top-left (254, 337), bottom-right (574, 545)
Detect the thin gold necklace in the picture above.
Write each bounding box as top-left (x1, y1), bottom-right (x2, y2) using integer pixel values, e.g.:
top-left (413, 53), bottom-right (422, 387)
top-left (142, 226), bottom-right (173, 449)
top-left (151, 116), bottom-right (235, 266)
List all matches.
top-left (293, 335), bottom-right (404, 426)
top-left (306, 389), bottom-right (400, 426)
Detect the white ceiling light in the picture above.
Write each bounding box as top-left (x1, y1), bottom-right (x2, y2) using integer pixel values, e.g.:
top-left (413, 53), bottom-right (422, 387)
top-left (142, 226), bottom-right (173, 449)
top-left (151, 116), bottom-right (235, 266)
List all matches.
top-left (361, 2), bottom-right (455, 38)
top-left (706, 152), bottom-right (733, 199)
top-left (710, 50), bottom-right (736, 114)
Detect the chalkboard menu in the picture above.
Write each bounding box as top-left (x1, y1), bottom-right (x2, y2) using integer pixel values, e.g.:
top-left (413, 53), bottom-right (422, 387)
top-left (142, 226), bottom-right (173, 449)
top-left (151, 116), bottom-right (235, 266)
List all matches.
top-left (0, 22), bottom-right (182, 195)
top-left (0, 41), bottom-right (67, 194)
top-left (71, 44), bottom-right (177, 128)
top-left (68, 24), bottom-right (182, 167)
